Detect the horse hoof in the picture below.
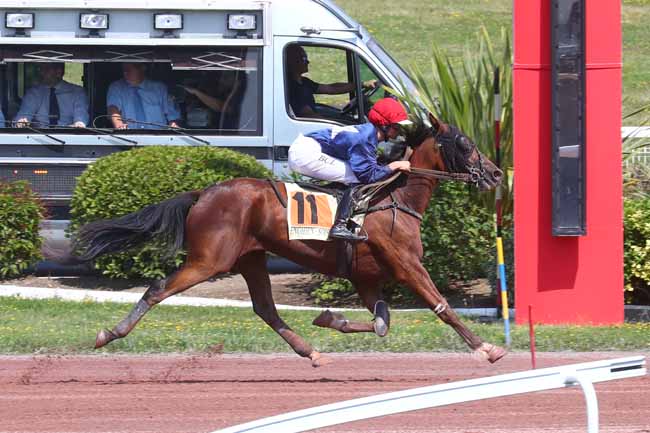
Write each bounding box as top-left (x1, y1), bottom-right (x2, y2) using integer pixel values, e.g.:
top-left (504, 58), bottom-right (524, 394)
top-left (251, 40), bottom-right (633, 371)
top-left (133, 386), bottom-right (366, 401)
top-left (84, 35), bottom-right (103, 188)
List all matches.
top-left (312, 310), bottom-right (335, 328)
top-left (475, 343), bottom-right (507, 364)
top-left (312, 310), bottom-right (346, 330)
top-left (373, 316), bottom-right (389, 337)
top-left (95, 329), bottom-right (116, 349)
top-left (309, 351), bottom-right (333, 368)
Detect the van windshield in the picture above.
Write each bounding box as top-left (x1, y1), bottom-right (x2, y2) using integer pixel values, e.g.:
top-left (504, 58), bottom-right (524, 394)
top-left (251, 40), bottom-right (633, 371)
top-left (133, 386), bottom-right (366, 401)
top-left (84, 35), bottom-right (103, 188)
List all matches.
top-left (366, 38), bottom-right (418, 95)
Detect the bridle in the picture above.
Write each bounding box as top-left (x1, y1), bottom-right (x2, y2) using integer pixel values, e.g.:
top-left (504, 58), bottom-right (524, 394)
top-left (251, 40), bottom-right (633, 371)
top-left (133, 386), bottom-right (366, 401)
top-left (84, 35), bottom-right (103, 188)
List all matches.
top-left (406, 125), bottom-right (487, 186)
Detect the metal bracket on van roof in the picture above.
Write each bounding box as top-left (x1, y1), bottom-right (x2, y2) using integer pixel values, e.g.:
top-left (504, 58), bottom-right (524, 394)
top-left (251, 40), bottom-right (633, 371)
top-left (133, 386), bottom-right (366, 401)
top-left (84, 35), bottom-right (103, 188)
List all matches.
top-left (299, 26), bottom-right (360, 37)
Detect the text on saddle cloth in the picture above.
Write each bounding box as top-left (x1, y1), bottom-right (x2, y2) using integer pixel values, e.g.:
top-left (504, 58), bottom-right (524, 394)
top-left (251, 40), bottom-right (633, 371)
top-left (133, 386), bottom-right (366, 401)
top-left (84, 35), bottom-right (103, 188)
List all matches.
top-left (285, 183), bottom-right (339, 241)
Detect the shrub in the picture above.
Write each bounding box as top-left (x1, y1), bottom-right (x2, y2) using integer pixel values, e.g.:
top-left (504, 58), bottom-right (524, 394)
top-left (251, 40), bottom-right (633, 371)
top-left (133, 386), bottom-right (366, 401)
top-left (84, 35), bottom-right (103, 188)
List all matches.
top-left (624, 198), bottom-right (650, 304)
top-left (0, 181), bottom-right (44, 279)
top-left (420, 182), bottom-right (495, 287)
top-left (70, 146), bottom-right (272, 279)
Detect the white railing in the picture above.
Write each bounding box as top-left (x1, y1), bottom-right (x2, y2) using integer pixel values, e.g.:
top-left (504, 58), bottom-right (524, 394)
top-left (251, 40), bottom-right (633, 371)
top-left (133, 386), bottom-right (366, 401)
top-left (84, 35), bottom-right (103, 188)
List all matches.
top-left (211, 356), bottom-right (646, 433)
top-left (622, 127), bottom-right (650, 166)
top-left (623, 126), bottom-right (650, 138)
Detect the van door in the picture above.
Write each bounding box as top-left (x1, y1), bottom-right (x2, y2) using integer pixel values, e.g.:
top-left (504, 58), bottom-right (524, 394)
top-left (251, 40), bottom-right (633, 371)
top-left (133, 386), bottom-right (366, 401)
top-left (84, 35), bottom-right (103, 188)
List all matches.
top-left (272, 36), bottom-right (386, 178)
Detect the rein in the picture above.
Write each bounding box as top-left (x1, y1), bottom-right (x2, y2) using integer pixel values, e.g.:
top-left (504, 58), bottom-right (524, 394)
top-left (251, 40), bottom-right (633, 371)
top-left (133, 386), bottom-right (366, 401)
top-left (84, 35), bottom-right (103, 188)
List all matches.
top-left (408, 167), bottom-right (475, 183)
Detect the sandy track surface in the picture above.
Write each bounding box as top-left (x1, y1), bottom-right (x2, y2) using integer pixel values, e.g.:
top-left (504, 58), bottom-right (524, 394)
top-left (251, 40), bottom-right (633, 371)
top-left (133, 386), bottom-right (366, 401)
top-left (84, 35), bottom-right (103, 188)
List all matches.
top-left (1, 352), bottom-right (648, 433)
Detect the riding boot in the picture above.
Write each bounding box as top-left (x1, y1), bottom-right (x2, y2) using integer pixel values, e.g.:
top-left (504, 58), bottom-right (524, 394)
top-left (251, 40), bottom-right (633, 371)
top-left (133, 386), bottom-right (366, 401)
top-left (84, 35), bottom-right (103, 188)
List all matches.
top-left (329, 186), bottom-right (367, 242)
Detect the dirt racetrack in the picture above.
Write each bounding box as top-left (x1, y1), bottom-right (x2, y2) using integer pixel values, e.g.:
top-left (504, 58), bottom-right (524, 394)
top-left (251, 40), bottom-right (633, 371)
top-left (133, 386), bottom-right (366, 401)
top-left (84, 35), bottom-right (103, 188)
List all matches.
top-left (1, 352), bottom-right (648, 433)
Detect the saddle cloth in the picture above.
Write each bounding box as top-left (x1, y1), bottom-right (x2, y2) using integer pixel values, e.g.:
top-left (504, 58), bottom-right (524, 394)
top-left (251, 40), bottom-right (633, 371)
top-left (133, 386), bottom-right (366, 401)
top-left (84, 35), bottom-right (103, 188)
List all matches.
top-left (285, 183), bottom-right (339, 240)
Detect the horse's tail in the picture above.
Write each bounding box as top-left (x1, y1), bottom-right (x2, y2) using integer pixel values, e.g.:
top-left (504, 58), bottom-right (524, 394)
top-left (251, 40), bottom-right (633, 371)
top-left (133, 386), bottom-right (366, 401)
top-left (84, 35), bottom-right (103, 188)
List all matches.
top-left (49, 191), bottom-right (202, 264)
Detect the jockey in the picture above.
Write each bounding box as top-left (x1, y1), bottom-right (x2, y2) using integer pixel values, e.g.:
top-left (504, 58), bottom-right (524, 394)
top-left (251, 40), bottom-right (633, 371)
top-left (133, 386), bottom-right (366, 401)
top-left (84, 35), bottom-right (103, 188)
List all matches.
top-left (288, 97), bottom-right (412, 241)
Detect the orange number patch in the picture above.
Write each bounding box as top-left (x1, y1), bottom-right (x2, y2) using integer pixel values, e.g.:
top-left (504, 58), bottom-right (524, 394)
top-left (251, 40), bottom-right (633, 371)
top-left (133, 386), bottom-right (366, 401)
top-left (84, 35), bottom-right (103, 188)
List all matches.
top-left (290, 191), bottom-right (333, 228)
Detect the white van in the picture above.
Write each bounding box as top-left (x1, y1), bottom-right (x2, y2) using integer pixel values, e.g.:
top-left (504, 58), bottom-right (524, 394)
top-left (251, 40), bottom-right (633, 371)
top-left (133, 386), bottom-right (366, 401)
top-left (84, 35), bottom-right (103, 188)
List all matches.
top-left (0, 0), bottom-right (417, 217)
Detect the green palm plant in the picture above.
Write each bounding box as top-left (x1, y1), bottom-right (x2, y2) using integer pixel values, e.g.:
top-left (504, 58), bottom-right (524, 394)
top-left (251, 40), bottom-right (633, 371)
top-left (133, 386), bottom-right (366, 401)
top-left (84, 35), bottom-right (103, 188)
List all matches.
top-left (622, 103), bottom-right (650, 199)
top-left (397, 26), bottom-right (513, 217)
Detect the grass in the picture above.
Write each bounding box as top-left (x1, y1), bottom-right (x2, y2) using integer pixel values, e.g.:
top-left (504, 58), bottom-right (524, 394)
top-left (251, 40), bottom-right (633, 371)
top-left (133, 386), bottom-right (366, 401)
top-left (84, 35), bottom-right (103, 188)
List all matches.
top-left (2, 297), bottom-right (650, 354)
top-left (331, 0), bottom-right (649, 125)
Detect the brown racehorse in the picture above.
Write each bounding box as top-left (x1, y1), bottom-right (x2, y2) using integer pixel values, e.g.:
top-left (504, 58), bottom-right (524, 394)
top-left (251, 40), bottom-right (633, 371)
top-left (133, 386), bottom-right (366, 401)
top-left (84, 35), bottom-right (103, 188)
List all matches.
top-left (61, 113), bottom-right (506, 367)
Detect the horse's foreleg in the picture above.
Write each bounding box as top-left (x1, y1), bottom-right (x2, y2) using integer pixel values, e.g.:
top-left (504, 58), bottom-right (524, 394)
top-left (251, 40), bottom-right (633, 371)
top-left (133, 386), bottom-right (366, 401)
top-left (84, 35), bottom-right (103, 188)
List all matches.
top-left (383, 253), bottom-right (506, 363)
top-left (312, 281), bottom-right (390, 337)
top-left (238, 251), bottom-right (330, 367)
top-left (95, 261), bottom-right (217, 348)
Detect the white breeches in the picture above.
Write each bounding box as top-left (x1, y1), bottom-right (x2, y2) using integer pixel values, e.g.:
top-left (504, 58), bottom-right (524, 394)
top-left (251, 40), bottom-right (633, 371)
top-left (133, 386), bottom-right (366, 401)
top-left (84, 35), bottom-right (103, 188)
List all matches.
top-left (288, 134), bottom-right (360, 184)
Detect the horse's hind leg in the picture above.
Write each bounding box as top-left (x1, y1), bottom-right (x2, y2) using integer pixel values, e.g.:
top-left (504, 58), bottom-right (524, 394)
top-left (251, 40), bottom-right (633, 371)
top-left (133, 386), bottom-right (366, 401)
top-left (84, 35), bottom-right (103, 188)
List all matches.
top-left (312, 280), bottom-right (390, 337)
top-left (237, 251), bottom-right (330, 367)
top-left (95, 259), bottom-right (219, 348)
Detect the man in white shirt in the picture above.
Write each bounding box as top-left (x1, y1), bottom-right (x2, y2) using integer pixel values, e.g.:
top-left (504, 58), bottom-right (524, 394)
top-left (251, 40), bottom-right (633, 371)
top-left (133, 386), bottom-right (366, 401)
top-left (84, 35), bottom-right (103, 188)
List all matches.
top-left (14, 63), bottom-right (89, 128)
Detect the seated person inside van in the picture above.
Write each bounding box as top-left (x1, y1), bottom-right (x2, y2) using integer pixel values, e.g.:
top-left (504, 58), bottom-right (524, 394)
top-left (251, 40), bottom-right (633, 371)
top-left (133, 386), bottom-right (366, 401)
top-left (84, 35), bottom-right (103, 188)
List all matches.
top-left (14, 63), bottom-right (89, 128)
top-left (179, 71), bottom-right (246, 129)
top-left (287, 45), bottom-right (376, 118)
top-left (107, 63), bottom-right (181, 130)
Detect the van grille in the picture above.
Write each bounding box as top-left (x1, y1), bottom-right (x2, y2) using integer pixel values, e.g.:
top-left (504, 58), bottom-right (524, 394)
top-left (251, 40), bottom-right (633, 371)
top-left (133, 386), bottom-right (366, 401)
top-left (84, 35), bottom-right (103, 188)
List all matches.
top-left (0, 164), bottom-right (86, 198)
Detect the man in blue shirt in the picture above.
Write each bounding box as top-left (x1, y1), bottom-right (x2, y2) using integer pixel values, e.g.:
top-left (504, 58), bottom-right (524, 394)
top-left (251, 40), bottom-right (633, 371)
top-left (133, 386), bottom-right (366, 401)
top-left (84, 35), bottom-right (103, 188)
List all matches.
top-left (14, 63), bottom-right (89, 128)
top-left (107, 63), bottom-right (180, 130)
top-left (288, 98), bottom-right (412, 241)
top-left (286, 44), bottom-right (376, 118)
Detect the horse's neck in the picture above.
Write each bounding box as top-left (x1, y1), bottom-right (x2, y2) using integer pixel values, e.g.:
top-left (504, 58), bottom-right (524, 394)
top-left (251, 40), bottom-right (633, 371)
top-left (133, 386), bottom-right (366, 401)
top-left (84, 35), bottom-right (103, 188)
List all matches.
top-left (395, 137), bottom-right (440, 216)
top-left (396, 174), bottom-right (438, 216)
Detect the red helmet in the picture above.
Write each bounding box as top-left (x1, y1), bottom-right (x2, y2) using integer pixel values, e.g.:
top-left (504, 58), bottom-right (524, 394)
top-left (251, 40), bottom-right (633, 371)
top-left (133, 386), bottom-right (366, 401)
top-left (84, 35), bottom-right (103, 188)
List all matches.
top-left (368, 98), bottom-right (413, 128)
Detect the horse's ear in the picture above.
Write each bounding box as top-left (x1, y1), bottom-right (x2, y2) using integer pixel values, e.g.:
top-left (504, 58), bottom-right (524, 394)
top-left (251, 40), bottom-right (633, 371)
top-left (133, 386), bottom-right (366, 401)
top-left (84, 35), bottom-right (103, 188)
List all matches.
top-left (428, 112), bottom-right (442, 133)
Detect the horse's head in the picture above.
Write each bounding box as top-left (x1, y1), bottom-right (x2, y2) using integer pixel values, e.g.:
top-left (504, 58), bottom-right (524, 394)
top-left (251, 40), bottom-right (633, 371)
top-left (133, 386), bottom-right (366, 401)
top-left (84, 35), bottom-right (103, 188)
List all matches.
top-left (404, 113), bottom-right (503, 191)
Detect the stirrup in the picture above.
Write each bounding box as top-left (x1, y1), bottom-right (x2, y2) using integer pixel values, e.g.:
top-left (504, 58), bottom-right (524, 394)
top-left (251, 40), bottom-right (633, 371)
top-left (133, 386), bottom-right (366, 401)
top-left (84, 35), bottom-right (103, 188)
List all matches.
top-left (329, 224), bottom-right (367, 242)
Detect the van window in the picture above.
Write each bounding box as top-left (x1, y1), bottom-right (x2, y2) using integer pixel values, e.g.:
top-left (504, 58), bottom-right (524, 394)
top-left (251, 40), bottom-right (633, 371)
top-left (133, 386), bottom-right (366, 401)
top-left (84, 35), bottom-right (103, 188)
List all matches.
top-left (284, 43), bottom-right (388, 125)
top-left (0, 46), bottom-right (262, 135)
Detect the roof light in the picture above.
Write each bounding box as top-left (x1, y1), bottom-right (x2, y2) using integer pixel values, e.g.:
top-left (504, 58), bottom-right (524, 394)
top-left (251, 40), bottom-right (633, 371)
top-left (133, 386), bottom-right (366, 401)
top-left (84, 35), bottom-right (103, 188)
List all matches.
top-left (80, 13), bottom-right (109, 30)
top-left (154, 14), bottom-right (183, 30)
top-left (227, 14), bottom-right (256, 31)
top-left (5, 13), bottom-right (34, 29)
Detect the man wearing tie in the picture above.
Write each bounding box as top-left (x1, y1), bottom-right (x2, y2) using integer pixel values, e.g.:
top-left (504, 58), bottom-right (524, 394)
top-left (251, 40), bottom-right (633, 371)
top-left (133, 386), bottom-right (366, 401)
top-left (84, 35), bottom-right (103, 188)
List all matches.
top-left (14, 63), bottom-right (89, 128)
top-left (107, 63), bottom-right (180, 130)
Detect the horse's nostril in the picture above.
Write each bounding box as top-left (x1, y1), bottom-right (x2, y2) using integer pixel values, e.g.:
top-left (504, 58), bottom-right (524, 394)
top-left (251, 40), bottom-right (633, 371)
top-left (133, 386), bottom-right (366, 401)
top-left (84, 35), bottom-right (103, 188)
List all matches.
top-left (493, 169), bottom-right (503, 180)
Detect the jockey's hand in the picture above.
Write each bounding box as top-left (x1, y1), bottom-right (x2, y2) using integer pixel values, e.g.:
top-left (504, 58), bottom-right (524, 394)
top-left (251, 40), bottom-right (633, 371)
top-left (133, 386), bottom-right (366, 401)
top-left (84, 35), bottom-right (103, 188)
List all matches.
top-left (388, 161), bottom-right (411, 172)
top-left (362, 79), bottom-right (378, 90)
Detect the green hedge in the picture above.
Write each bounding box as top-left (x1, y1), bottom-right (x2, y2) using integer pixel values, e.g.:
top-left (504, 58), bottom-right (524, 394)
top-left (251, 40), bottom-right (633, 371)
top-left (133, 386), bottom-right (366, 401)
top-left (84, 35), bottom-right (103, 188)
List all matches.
top-left (624, 198), bottom-right (650, 304)
top-left (421, 182), bottom-right (495, 287)
top-left (70, 146), bottom-right (271, 279)
top-left (0, 181), bottom-right (44, 279)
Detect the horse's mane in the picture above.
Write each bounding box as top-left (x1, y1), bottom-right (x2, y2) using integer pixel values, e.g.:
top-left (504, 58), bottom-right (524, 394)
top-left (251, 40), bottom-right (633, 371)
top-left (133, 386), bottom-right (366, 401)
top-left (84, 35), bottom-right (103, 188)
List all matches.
top-left (404, 117), bottom-right (434, 148)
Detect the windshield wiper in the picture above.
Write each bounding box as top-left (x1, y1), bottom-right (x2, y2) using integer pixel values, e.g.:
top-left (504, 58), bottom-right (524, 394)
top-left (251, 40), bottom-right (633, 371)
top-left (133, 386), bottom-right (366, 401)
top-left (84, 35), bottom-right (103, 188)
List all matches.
top-left (76, 125), bottom-right (139, 145)
top-left (20, 124), bottom-right (66, 145)
top-left (123, 118), bottom-right (211, 146)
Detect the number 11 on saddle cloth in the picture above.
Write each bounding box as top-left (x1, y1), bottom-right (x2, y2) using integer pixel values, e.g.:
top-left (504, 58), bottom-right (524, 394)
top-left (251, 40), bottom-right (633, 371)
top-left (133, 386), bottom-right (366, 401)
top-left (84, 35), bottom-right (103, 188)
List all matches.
top-left (285, 183), bottom-right (339, 241)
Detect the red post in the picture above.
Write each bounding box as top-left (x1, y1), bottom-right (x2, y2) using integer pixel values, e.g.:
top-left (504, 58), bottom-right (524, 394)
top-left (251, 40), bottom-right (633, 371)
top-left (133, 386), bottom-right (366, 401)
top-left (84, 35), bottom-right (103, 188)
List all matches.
top-left (528, 305), bottom-right (536, 369)
top-left (513, 0), bottom-right (623, 324)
